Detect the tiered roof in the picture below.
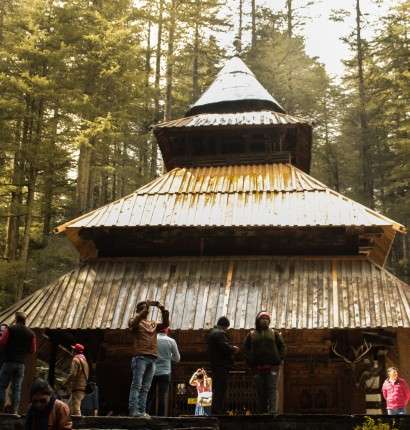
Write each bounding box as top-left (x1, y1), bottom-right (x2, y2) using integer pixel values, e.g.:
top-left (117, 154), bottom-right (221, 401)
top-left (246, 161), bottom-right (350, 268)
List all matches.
top-left (1, 257), bottom-right (409, 330)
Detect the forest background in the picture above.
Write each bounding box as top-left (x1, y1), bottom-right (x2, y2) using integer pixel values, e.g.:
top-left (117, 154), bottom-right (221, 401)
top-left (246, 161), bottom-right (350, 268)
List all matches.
top-left (0, 0), bottom-right (408, 310)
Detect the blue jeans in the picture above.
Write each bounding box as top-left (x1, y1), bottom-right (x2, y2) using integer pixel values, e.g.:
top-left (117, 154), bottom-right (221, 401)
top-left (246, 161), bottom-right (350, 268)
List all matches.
top-left (387, 408), bottom-right (406, 415)
top-left (0, 362), bottom-right (25, 413)
top-left (129, 356), bottom-right (156, 416)
top-left (195, 404), bottom-right (211, 416)
top-left (254, 370), bottom-right (278, 414)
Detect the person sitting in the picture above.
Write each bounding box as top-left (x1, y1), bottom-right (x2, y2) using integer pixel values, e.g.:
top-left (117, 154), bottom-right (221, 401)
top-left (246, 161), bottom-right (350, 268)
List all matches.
top-left (25, 378), bottom-right (72, 430)
top-left (189, 368), bottom-right (212, 416)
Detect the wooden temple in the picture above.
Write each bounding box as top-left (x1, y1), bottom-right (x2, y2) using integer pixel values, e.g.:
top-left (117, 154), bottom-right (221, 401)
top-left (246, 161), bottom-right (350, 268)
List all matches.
top-left (1, 57), bottom-right (409, 416)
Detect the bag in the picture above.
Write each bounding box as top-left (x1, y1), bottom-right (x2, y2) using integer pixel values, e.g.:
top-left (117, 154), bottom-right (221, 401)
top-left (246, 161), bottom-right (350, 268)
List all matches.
top-left (78, 357), bottom-right (93, 394)
top-left (0, 325), bottom-right (9, 349)
top-left (197, 391), bottom-right (212, 407)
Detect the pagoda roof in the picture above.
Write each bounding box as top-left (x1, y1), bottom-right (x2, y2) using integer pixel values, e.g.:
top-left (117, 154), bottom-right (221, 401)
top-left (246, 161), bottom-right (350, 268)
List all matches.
top-left (56, 164), bottom-right (404, 233)
top-left (155, 110), bottom-right (310, 129)
top-left (186, 57), bottom-right (285, 115)
top-left (1, 256), bottom-right (409, 330)
top-left (56, 164), bottom-right (405, 265)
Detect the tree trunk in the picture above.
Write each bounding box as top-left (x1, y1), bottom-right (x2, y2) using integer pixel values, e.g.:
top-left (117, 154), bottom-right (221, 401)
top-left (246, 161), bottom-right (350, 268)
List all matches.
top-left (3, 120), bottom-right (24, 260)
top-left (286, 0), bottom-right (294, 112)
top-left (237, 0), bottom-right (243, 53)
top-left (165, 0), bottom-right (177, 121)
top-left (192, 1), bottom-right (200, 102)
top-left (76, 141), bottom-right (93, 214)
top-left (41, 108), bottom-right (59, 243)
top-left (323, 97), bottom-right (340, 192)
top-left (286, 0), bottom-right (293, 38)
top-left (251, 0), bottom-right (256, 48)
top-left (355, 0), bottom-right (374, 208)
top-left (150, 0), bottom-right (164, 177)
top-left (145, 19), bottom-right (152, 90)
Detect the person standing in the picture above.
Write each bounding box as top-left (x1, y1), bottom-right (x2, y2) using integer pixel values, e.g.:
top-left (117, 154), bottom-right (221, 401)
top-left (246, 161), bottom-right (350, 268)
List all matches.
top-left (25, 379), bottom-right (72, 430)
top-left (189, 368), bottom-right (212, 416)
top-left (64, 343), bottom-right (89, 416)
top-left (148, 327), bottom-right (180, 416)
top-left (128, 301), bottom-right (169, 417)
top-left (0, 312), bottom-right (36, 414)
top-left (382, 367), bottom-right (410, 415)
top-left (243, 311), bottom-right (286, 414)
top-left (81, 381), bottom-right (99, 416)
top-left (207, 316), bottom-right (238, 415)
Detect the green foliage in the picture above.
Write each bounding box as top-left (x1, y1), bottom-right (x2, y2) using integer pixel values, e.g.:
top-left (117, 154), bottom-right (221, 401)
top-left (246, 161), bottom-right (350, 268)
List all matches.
top-left (0, 236), bottom-right (78, 311)
top-left (354, 416), bottom-right (398, 430)
top-left (0, 0), bottom-right (408, 308)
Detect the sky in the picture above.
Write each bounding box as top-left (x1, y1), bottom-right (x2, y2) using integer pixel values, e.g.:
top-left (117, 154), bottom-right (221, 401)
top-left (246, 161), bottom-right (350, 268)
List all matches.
top-left (221, 0), bottom-right (397, 78)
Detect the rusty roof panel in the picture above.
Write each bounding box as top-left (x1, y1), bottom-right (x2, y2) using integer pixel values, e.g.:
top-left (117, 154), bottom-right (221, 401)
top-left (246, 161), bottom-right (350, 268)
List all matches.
top-left (155, 111), bottom-right (310, 129)
top-left (1, 257), bottom-right (409, 330)
top-left (56, 164), bottom-right (404, 232)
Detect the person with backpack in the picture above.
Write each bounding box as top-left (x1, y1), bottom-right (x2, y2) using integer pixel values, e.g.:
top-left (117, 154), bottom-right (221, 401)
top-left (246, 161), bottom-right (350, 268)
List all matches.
top-left (243, 311), bottom-right (286, 414)
top-left (0, 312), bottom-right (36, 414)
top-left (25, 378), bottom-right (72, 430)
top-left (64, 343), bottom-right (89, 416)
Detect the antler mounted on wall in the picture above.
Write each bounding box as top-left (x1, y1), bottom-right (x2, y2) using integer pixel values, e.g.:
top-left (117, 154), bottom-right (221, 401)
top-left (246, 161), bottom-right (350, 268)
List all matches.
top-left (331, 339), bottom-right (373, 387)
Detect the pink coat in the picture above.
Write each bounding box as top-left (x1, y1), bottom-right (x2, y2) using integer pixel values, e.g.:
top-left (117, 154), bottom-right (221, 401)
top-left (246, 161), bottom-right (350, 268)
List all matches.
top-left (382, 377), bottom-right (410, 410)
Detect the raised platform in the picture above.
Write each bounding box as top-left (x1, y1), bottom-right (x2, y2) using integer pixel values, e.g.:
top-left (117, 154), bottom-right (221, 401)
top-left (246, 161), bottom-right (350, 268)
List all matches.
top-left (1, 413), bottom-right (410, 430)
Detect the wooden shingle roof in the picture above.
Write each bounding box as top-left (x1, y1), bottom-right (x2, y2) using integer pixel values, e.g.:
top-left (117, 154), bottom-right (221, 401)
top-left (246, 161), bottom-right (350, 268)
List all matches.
top-left (1, 257), bottom-right (409, 330)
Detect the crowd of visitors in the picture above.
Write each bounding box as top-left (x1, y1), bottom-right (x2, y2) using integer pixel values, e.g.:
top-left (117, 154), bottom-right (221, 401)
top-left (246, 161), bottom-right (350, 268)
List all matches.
top-left (0, 306), bottom-right (409, 426)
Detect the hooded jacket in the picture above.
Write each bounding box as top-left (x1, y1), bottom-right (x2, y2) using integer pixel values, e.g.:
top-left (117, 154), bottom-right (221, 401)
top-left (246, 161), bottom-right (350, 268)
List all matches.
top-left (243, 315), bottom-right (286, 368)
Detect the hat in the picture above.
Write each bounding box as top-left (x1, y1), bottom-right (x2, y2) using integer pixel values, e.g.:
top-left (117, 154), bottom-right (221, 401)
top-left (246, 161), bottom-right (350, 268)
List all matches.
top-left (257, 311), bottom-right (271, 320)
top-left (71, 343), bottom-right (85, 353)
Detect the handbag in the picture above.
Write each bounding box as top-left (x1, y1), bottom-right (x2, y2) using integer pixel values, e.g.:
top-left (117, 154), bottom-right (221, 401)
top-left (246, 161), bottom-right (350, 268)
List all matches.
top-left (198, 390), bottom-right (212, 407)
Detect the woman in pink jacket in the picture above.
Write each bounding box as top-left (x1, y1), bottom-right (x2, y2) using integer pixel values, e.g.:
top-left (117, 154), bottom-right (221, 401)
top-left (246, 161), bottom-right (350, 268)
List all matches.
top-left (382, 367), bottom-right (410, 415)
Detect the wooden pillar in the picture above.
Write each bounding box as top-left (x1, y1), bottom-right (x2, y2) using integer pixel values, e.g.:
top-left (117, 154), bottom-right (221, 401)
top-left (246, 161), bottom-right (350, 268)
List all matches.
top-left (397, 328), bottom-right (410, 413)
top-left (19, 351), bottom-right (37, 413)
top-left (48, 341), bottom-right (57, 388)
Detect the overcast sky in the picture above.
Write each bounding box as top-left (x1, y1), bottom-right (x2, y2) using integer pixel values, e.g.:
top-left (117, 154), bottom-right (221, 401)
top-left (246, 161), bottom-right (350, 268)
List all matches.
top-left (221, 0), bottom-right (397, 78)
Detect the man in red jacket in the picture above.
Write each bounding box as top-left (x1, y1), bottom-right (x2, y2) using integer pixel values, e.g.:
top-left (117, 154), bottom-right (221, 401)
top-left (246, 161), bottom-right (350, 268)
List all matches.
top-left (382, 367), bottom-right (410, 415)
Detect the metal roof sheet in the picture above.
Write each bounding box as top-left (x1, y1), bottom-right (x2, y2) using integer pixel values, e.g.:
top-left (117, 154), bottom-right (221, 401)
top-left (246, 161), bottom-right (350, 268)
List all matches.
top-left (55, 164), bottom-right (405, 232)
top-left (186, 57), bottom-right (284, 115)
top-left (155, 111), bottom-right (310, 129)
top-left (1, 257), bottom-right (409, 330)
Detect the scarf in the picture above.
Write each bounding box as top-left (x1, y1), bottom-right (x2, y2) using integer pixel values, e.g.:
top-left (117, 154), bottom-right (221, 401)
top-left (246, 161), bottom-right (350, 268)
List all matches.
top-left (25, 396), bottom-right (56, 430)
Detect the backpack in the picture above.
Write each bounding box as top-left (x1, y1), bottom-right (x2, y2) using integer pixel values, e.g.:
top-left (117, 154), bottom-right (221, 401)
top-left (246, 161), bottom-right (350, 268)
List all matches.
top-left (78, 358), bottom-right (93, 394)
top-left (0, 325), bottom-right (9, 349)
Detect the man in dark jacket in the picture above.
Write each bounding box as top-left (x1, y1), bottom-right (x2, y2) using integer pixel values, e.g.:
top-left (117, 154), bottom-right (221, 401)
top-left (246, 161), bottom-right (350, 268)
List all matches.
top-left (207, 316), bottom-right (238, 415)
top-left (243, 311), bottom-right (286, 414)
top-left (0, 312), bottom-right (36, 414)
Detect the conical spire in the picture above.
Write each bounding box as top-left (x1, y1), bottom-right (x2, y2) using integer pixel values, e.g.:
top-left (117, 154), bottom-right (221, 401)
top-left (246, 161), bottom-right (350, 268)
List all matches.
top-left (186, 57), bottom-right (285, 116)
